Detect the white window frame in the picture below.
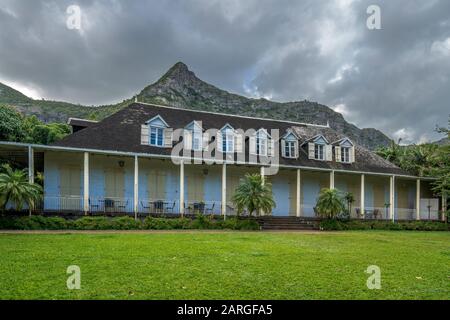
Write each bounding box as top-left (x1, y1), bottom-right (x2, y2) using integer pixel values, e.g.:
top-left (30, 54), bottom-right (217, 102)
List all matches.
top-left (150, 126), bottom-right (164, 147)
top-left (285, 140), bottom-right (296, 158)
top-left (341, 146), bottom-right (350, 163)
top-left (192, 129), bottom-right (203, 151)
top-left (256, 131), bottom-right (268, 156)
top-left (314, 143), bottom-right (325, 160)
top-left (222, 128), bottom-right (235, 153)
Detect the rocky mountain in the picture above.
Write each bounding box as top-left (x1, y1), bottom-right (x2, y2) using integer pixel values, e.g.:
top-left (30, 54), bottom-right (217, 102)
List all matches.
top-left (0, 62), bottom-right (392, 149)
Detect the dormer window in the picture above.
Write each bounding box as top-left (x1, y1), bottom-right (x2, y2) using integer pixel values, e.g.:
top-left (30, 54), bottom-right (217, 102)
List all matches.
top-left (333, 138), bottom-right (355, 163)
top-left (185, 121), bottom-right (203, 151)
top-left (219, 124), bottom-right (235, 153)
top-left (256, 129), bottom-right (268, 156)
top-left (141, 115), bottom-right (172, 148)
top-left (150, 127), bottom-right (164, 146)
top-left (193, 131), bottom-right (202, 151)
top-left (281, 131), bottom-right (299, 159)
top-left (315, 144), bottom-right (324, 160)
top-left (341, 146), bottom-right (350, 163)
top-left (306, 135), bottom-right (331, 161)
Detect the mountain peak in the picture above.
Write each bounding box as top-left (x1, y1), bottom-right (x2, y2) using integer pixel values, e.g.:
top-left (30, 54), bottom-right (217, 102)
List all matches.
top-left (157, 61), bottom-right (198, 85)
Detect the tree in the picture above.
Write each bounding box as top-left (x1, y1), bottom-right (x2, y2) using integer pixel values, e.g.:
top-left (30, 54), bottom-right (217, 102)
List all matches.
top-left (232, 173), bottom-right (275, 216)
top-left (0, 104), bottom-right (24, 141)
top-left (343, 192), bottom-right (355, 217)
top-left (315, 188), bottom-right (345, 219)
top-left (0, 164), bottom-right (43, 213)
top-left (0, 105), bottom-right (70, 144)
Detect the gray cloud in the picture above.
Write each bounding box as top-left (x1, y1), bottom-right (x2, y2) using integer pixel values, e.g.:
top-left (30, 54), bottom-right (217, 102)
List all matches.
top-left (0, 0), bottom-right (449, 143)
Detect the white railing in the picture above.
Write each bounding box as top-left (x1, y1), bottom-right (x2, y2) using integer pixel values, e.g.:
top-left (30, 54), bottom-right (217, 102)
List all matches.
top-left (184, 200), bottom-right (221, 215)
top-left (43, 195), bottom-right (83, 212)
top-left (139, 198), bottom-right (180, 214)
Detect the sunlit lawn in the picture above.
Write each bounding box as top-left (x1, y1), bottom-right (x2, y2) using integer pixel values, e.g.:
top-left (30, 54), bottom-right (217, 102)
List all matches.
top-left (0, 231), bottom-right (448, 300)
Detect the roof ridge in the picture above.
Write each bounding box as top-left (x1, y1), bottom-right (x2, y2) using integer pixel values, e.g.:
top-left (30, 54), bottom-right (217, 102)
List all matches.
top-left (133, 101), bottom-right (331, 129)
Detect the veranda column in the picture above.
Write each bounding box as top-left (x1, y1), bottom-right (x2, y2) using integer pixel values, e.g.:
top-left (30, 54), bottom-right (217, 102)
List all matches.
top-left (133, 156), bottom-right (139, 220)
top-left (360, 174), bottom-right (365, 218)
top-left (28, 146), bottom-right (34, 184)
top-left (416, 179), bottom-right (421, 220)
top-left (389, 175), bottom-right (395, 221)
top-left (330, 170), bottom-right (335, 189)
top-left (179, 160), bottom-right (185, 217)
top-left (28, 146), bottom-right (34, 216)
top-left (296, 169), bottom-right (301, 217)
top-left (260, 166), bottom-right (265, 216)
top-left (442, 194), bottom-right (447, 222)
top-left (83, 152), bottom-right (89, 216)
top-left (221, 163), bottom-right (227, 219)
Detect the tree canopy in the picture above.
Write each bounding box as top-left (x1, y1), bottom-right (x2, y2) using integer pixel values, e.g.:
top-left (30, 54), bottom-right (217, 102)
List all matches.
top-left (376, 116), bottom-right (449, 198)
top-left (0, 104), bottom-right (70, 145)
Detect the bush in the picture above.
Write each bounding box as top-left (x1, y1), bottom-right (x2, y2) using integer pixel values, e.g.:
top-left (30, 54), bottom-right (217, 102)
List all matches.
top-left (142, 217), bottom-right (190, 230)
top-left (0, 215), bottom-right (260, 231)
top-left (320, 219), bottom-right (449, 231)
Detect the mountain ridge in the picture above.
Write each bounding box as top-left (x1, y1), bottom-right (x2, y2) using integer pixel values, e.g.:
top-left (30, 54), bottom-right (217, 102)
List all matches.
top-left (0, 62), bottom-right (392, 150)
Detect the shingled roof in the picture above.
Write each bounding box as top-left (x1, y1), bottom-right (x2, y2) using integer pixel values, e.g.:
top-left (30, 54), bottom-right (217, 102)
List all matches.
top-left (53, 102), bottom-right (408, 175)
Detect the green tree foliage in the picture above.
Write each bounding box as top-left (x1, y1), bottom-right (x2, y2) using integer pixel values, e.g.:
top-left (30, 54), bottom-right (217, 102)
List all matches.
top-left (0, 105), bottom-right (70, 144)
top-left (0, 164), bottom-right (43, 212)
top-left (232, 173), bottom-right (276, 216)
top-left (376, 116), bottom-right (449, 199)
top-left (315, 188), bottom-right (345, 219)
top-left (0, 104), bottom-right (25, 141)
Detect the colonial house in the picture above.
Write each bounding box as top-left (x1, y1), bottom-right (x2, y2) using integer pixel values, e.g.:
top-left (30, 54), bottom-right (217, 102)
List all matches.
top-left (0, 102), bottom-right (444, 220)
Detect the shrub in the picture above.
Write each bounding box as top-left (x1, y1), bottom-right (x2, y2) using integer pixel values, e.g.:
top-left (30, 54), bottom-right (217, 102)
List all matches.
top-left (0, 215), bottom-right (260, 231)
top-left (191, 213), bottom-right (214, 229)
top-left (73, 217), bottom-right (113, 230)
top-left (320, 219), bottom-right (449, 231)
top-left (142, 217), bottom-right (191, 230)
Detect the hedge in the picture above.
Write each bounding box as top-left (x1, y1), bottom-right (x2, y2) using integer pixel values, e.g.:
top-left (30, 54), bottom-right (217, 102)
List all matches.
top-left (0, 215), bottom-right (260, 231)
top-left (319, 219), bottom-right (449, 231)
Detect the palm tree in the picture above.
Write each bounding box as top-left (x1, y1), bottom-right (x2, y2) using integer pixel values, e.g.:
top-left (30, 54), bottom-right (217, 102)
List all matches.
top-left (232, 173), bottom-right (275, 216)
top-left (344, 192), bottom-right (355, 217)
top-left (315, 188), bottom-right (345, 219)
top-left (0, 164), bottom-right (43, 214)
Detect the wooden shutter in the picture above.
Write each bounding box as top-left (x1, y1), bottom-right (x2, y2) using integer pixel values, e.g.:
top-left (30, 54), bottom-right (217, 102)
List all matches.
top-left (325, 145), bottom-right (332, 161)
top-left (281, 140), bottom-right (286, 157)
top-left (335, 146), bottom-right (341, 162)
top-left (350, 146), bottom-right (355, 163)
top-left (249, 136), bottom-right (256, 154)
top-left (141, 124), bottom-right (149, 145)
top-left (235, 133), bottom-right (243, 153)
top-left (184, 130), bottom-right (192, 150)
top-left (294, 141), bottom-right (299, 158)
top-left (268, 139), bottom-right (275, 157)
top-left (308, 142), bottom-right (315, 159)
top-left (216, 132), bottom-right (223, 152)
top-left (163, 128), bottom-right (173, 148)
top-left (203, 132), bottom-right (210, 151)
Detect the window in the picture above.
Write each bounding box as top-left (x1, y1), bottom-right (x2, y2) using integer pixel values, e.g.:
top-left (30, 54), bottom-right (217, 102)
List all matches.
top-left (285, 141), bottom-right (295, 158)
top-left (150, 126), bottom-right (164, 146)
top-left (222, 129), bottom-right (234, 153)
top-left (314, 144), bottom-right (324, 160)
top-left (256, 133), bottom-right (267, 156)
top-left (192, 130), bottom-right (202, 151)
top-left (341, 147), bottom-right (350, 163)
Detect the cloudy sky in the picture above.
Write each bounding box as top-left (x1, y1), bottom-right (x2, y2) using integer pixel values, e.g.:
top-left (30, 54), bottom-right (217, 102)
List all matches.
top-left (0, 0), bottom-right (449, 143)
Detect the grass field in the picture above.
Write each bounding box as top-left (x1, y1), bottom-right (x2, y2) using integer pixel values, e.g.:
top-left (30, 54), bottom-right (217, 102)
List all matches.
top-left (0, 231), bottom-right (448, 300)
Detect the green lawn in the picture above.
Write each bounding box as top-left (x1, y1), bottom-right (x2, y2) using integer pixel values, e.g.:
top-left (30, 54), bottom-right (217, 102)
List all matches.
top-left (0, 231), bottom-right (448, 300)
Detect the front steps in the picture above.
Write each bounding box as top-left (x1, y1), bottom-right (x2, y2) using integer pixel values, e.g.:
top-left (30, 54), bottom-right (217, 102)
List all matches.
top-left (256, 216), bottom-right (320, 231)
